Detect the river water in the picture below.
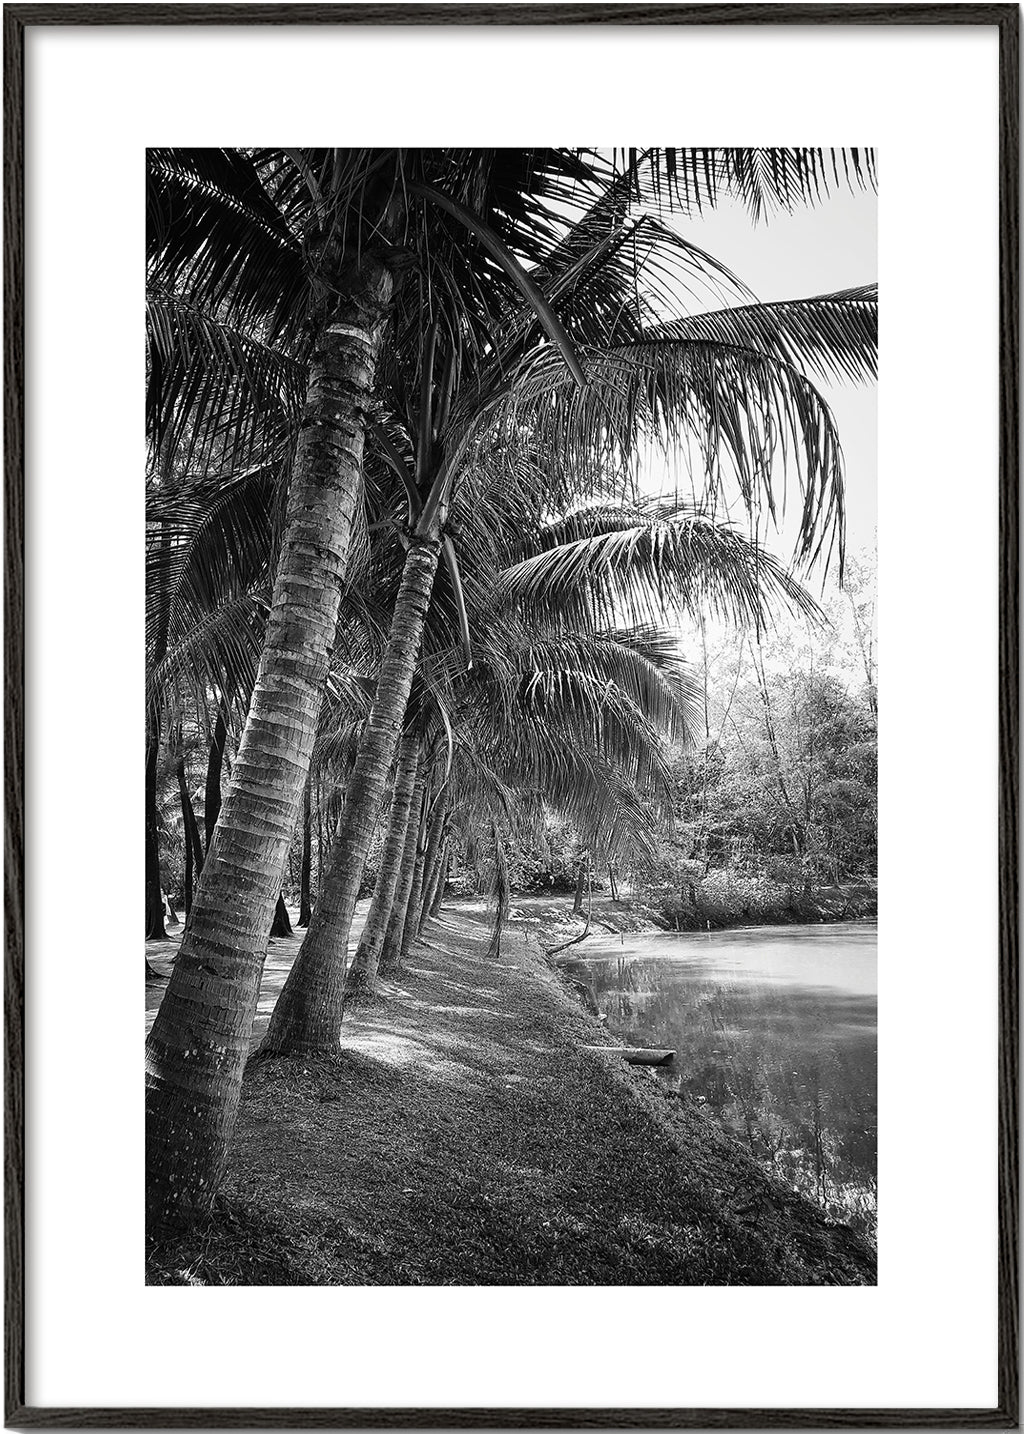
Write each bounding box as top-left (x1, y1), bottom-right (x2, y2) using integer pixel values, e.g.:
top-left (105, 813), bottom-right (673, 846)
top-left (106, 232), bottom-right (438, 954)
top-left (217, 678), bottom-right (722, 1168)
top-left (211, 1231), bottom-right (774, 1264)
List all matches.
top-left (571, 922), bottom-right (877, 1238)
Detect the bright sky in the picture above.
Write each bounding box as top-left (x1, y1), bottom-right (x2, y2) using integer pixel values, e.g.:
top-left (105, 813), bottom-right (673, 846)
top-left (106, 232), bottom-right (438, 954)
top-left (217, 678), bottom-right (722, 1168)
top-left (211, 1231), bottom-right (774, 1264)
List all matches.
top-left (643, 179), bottom-right (878, 579)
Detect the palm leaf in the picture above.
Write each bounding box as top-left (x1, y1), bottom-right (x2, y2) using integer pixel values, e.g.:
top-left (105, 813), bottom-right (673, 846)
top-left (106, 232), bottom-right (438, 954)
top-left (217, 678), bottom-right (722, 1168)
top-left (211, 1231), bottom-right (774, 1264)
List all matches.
top-left (498, 505), bottom-right (822, 633)
top-left (650, 285), bottom-right (878, 386)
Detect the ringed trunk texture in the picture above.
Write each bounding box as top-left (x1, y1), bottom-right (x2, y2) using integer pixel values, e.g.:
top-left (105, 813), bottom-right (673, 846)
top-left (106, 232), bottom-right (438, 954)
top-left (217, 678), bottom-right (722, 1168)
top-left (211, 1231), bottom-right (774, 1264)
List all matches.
top-left (398, 802), bottom-right (430, 967)
top-left (416, 787), bottom-right (449, 934)
top-left (345, 730), bottom-right (421, 999)
top-left (379, 779), bottom-right (425, 977)
top-left (298, 777), bottom-right (313, 926)
top-left (260, 534), bottom-right (442, 1055)
top-left (429, 846), bottom-right (451, 919)
top-left (145, 265), bottom-right (394, 1234)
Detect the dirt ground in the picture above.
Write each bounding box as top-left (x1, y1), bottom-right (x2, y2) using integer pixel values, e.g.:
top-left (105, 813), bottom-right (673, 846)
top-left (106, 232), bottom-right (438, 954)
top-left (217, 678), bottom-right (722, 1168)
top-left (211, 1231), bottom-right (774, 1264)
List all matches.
top-left (146, 901), bottom-right (876, 1287)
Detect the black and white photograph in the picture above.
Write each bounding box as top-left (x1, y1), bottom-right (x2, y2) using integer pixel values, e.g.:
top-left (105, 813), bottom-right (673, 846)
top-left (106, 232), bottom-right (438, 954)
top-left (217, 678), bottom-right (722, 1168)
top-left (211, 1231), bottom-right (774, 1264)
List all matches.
top-left (143, 146), bottom-right (880, 1288)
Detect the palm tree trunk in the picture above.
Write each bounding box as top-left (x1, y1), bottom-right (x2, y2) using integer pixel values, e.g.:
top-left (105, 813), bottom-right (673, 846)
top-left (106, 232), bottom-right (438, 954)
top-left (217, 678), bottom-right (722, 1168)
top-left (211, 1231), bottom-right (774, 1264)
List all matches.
top-left (260, 533), bottom-right (443, 1055)
top-left (378, 779), bottom-right (425, 977)
top-left (345, 729), bottom-right (421, 999)
top-left (428, 842), bottom-right (451, 919)
top-left (145, 726), bottom-right (167, 941)
top-left (398, 801), bottom-right (430, 968)
top-left (573, 858), bottom-right (587, 915)
top-left (145, 261), bottom-right (395, 1234)
top-left (182, 837), bottom-right (193, 921)
top-left (204, 705), bottom-right (229, 848)
top-left (270, 894), bottom-right (292, 937)
top-left (416, 793), bottom-right (449, 933)
top-left (146, 517), bottom-right (171, 941)
top-left (176, 758), bottom-right (204, 917)
top-left (298, 777), bottom-right (313, 927)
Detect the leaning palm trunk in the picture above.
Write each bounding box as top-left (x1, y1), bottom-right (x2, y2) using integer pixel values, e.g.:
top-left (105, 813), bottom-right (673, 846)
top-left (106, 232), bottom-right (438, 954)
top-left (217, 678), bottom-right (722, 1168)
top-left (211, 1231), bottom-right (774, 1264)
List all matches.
top-left (398, 805), bottom-right (430, 967)
top-left (416, 791), bottom-right (449, 934)
top-left (298, 777), bottom-right (313, 927)
top-left (345, 729), bottom-right (421, 999)
top-left (204, 705), bottom-right (229, 849)
top-left (427, 840), bottom-right (451, 920)
top-left (145, 265), bottom-right (394, 1232)
top-left (176, 757), bottom-right (204, 916)
top-left (379, 778), bottom-right (425, 976)
top-left (261, 535), bottom-right (443, 1054)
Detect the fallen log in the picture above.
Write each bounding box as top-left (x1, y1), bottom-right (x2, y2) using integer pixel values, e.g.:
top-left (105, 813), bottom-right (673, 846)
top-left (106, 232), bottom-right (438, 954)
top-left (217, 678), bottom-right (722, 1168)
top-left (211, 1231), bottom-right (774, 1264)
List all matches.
top-left (582, 1045), bottom-right (675, 1066)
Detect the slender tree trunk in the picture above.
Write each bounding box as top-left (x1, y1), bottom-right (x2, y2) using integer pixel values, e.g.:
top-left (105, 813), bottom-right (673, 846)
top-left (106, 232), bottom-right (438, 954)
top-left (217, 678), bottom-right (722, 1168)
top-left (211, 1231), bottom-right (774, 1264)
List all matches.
top-left (573, 858), bottom-right (587, 915)
top-left (398, 800), bottom-right (430, 968)
top-left (418, 830), bottom-right (445, 929)
top-left (145, 261), bottom-right (394, 1234)
top-left (608, 864), bottom-right (618, 902)
top-left (146, 513), bottom-right (172, 941)
top-left (260, 534), bottom-right (443, 1055)
top-left (417, 793), bottom-right (449, 933)
top-left (378, 779), bottom-right (425, 977)
top-left (182, 837), bottom-right (193, 918)
top-left (270, 894), bottom-right (292, 937)
top-left (298, 777), bottom-right (313, 926)
top-left (428, 842), bottom-right (451, 919)
top-left (315, 780), bottom-right (324, 907)
top-left (204, 706), bottom-right (229, 848)
top-left (145, 726), bottom-right (167, 940)
top-left (176, 758), bottom-right (204, 917)
top-left (345, 729), bottom-right (421, 999)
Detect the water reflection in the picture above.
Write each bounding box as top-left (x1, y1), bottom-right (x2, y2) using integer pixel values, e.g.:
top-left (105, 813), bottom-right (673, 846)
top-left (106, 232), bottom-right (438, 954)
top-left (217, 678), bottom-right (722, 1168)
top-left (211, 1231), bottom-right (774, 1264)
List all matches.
top-left (574, 923), bottom-right (877, 1239)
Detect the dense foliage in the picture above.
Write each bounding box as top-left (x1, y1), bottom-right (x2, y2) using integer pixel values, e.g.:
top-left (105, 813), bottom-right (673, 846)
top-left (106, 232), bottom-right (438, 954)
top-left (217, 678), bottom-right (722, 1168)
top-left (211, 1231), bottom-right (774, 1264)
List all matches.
top-left (144, 147), bottom-right (877, 1231)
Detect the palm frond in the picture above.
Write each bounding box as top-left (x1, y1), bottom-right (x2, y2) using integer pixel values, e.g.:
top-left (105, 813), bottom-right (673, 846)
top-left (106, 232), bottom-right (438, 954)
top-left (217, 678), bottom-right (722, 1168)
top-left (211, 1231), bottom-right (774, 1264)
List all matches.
top-left (498, 505), bottom-right (822, 634)
top-left (650, 285), bottom-right (877, 386)
top-left (635, 147), bottom-right (877, 222)
top-left (147, 464), bottom-right (279, 661)
top-left (147, 292), bottom-right (304, 469)
top-left (147, 591), bottom-right (267, 712)
top-left (147, 148), bottom-right (307, 347)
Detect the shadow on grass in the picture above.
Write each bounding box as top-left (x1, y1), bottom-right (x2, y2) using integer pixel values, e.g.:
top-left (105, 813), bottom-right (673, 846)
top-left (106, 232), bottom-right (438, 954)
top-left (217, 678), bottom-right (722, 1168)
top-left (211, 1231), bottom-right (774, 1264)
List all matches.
top-left (147, 907), bottom-right (877, 1288)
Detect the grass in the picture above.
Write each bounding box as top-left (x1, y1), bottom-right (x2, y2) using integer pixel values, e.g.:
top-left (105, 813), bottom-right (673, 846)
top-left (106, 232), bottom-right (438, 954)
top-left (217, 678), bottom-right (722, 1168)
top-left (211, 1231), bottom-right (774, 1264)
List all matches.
top-left (653, 875), bottom-right (878, 932)
top-left (147, 904), bottom-right (876, 1287)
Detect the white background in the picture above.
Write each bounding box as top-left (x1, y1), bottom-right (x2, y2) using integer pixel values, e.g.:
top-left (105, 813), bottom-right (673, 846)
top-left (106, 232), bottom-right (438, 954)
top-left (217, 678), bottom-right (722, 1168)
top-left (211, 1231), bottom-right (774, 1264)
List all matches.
top-left (21, 15), bottom-right (1000, 1415)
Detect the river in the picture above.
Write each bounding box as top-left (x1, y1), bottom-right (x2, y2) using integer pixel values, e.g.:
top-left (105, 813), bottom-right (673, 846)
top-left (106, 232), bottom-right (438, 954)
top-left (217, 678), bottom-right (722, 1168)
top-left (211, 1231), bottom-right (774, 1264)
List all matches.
top-left (570, 921), bottom-right (877, 1238)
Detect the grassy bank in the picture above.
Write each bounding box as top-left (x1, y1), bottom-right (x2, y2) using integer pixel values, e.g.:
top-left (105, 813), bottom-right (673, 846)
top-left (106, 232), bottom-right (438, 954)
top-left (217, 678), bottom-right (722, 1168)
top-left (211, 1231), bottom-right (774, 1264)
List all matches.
top-left (643, 876), bottom-right (877, 933)
top-left (148, 904), bottom-right (875, 1287)
top-left (506, 880), bottom-right (877, 942)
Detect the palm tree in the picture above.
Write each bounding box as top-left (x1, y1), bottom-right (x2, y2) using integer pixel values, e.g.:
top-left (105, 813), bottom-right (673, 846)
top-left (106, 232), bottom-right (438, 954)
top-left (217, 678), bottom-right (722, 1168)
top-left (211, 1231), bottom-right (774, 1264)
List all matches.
top-left (145, 149), bottom-right (408, 1230)
top-left (339, 488), bottom-right (823, 997)
top-left (144, 146), bottom-right (620, 1225)
top-left (146, 147), bottom-right (876, 1229)
top-left (263, 262), bottom-right (872, 1052)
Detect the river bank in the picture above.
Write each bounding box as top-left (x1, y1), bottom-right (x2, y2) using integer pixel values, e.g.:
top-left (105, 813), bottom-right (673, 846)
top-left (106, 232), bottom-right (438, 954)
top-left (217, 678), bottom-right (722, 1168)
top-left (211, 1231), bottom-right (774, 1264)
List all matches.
top-left (506, 882), bottom-right (877, 943)
top-left (147, 903), bottom-right (875, 1286)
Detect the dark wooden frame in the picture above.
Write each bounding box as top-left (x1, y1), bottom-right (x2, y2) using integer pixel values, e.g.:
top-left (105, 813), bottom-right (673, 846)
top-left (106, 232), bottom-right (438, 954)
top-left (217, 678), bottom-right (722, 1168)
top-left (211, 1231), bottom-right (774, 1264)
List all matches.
top-left (4, 4), bottom-right (1018, 1427)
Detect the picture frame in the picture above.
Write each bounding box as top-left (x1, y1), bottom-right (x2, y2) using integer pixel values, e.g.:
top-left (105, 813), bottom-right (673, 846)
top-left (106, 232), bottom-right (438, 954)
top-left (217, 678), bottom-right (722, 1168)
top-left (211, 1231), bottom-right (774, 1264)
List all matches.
top-left (4, 3), bottom-right (1018, 1427)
